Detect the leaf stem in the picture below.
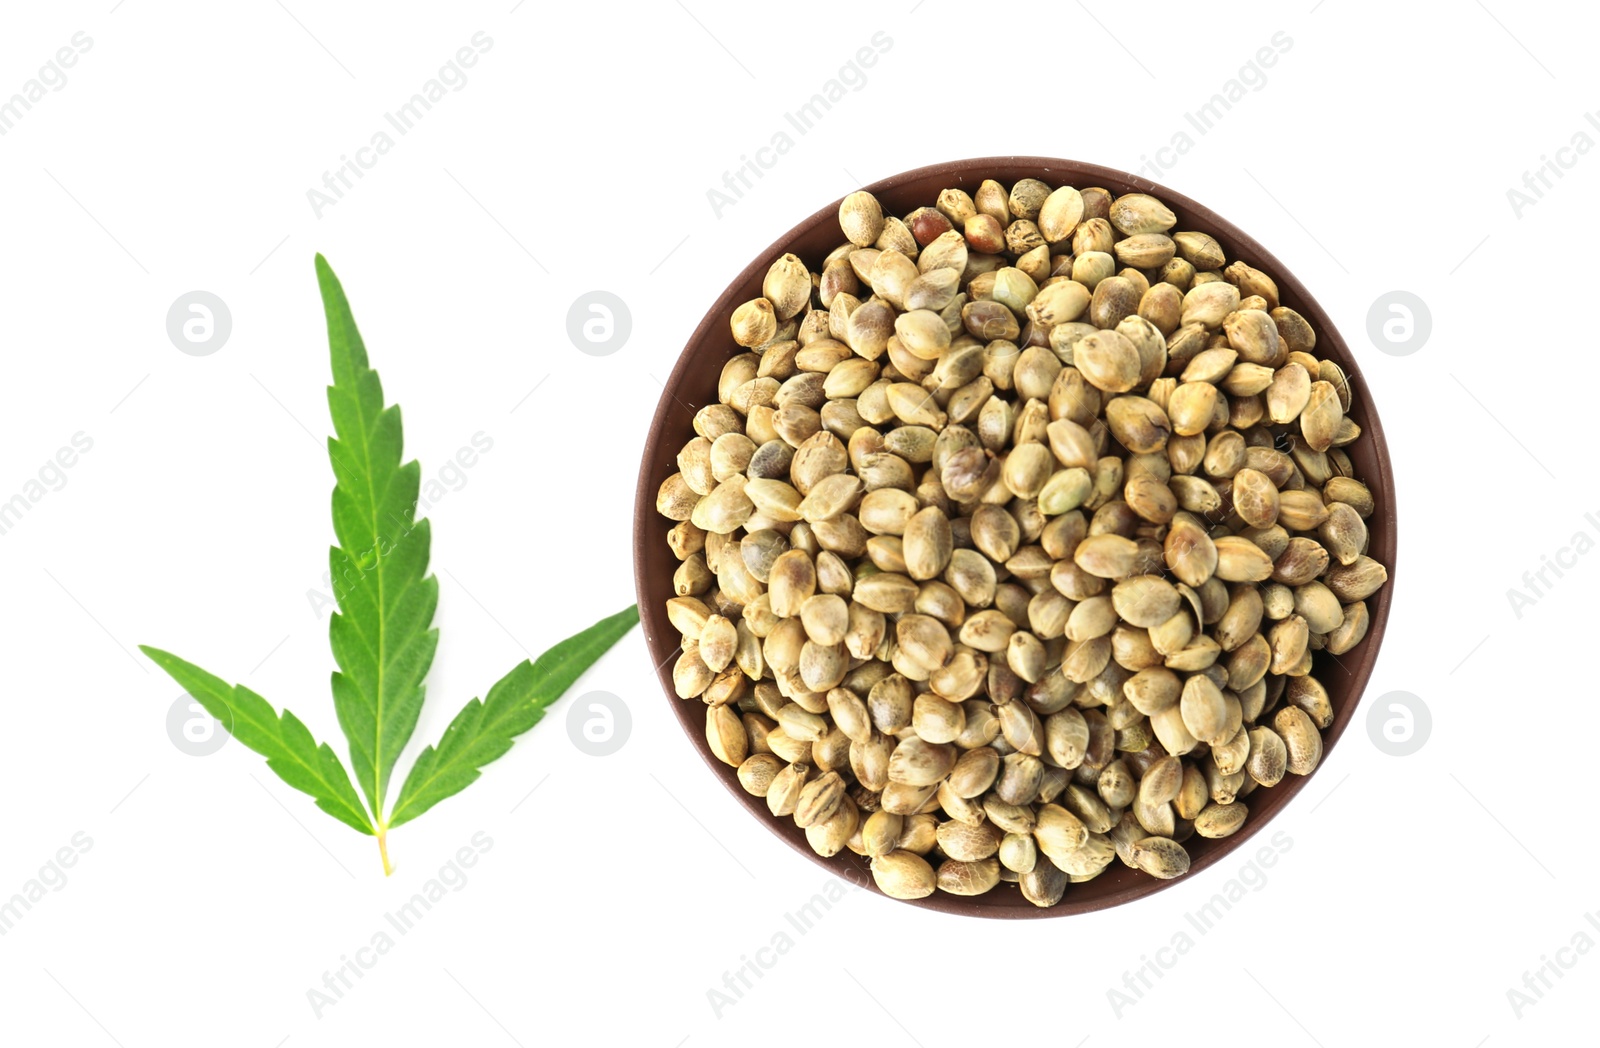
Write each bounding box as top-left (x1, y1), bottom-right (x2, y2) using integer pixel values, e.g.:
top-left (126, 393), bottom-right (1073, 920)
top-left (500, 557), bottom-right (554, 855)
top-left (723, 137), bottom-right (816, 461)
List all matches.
top-left (377, 826), bottom-right (394, 876)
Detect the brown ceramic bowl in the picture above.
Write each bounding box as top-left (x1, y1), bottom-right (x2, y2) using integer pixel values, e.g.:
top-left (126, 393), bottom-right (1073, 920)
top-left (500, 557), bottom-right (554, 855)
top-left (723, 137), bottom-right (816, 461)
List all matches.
top-left (633, 157), bottom-right (1395, 918)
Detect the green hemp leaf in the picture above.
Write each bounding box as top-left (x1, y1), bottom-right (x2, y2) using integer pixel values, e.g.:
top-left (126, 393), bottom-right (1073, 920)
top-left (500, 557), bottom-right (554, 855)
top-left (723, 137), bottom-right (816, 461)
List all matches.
top-left (143, 256), bottom-right (637, 874)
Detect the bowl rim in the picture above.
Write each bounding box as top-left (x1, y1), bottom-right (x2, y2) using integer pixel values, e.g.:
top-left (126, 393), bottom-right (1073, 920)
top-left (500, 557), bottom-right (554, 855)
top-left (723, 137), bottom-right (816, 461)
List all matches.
top-left (633, 155), bottom-right (1396, 918)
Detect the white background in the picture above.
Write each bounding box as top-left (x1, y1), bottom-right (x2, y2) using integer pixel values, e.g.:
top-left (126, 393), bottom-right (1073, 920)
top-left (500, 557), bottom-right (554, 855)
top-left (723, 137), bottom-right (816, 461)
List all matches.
top-left (0, 0), bottom-right (1593, 1044)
